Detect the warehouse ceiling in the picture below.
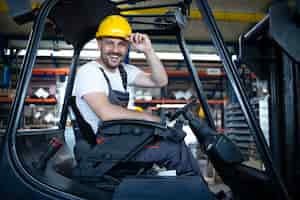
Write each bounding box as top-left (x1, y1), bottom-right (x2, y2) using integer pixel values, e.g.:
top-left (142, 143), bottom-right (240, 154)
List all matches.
top-left (0, 0), bottom-right (271, 53)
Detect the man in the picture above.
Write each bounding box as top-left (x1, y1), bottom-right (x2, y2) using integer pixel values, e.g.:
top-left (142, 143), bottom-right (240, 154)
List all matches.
top-left (73, 15), bottom-right (200, 176)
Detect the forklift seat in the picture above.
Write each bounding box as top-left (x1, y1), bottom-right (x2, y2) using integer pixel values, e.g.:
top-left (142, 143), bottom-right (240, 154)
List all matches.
top-left (67, 96), bottom-right (157, 182)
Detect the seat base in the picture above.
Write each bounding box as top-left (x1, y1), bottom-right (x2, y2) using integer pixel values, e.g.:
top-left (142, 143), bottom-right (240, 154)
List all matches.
top-left (53, 157), bottom-right (76, 178)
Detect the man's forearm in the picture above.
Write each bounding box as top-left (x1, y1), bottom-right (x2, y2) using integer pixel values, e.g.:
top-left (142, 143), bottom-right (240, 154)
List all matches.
top-left (145, 49), bottom-right (168, 87)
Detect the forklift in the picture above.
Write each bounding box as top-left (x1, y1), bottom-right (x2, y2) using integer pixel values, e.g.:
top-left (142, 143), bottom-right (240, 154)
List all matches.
top-left (0, 0), bottom-right (299, 199)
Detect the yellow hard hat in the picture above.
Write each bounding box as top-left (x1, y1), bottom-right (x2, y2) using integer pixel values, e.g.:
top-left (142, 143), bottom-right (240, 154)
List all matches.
top-left (96, 15), bottom-right (132, 39)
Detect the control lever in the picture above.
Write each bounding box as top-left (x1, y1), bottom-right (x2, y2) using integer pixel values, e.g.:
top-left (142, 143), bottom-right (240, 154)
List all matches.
top-left (33, 137), bottom-right (63, 170)
top-left (183, 112), bottom-right (244, 164)
top-left (169, 98), bottom-right (198, 121)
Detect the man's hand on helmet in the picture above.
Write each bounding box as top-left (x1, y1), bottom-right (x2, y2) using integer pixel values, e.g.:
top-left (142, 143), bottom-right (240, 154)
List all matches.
top-left (128, 33), bottom-right (154, 55)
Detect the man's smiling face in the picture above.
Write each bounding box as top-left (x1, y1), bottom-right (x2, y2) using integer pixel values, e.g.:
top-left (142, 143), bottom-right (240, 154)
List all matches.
top-left (97, 37), bottom-right (129, 69)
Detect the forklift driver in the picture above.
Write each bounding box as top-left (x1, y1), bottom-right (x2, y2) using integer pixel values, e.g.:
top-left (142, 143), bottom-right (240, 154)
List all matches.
top-left (73, 15), bottom-right (201, 176)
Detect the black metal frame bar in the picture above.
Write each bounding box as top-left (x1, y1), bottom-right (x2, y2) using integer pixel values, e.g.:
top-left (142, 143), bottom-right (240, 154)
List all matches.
top-left (6, 0), bottom-right (58, 135)
top-left (134, 28), bottom-right (178, 36)
top-left (123, 13), bottom-right (175, 18)
top-left (239, 15), bottom-right (270, 59)
top-left (4, 0), bottom-right (78, 199)
top-left (243, 15), bottom-right (270, 41)
top-left (124, 13), bottom-right (177, 28)
top-left (176, 30), bottom-right (216, 130)
top-left (281, 53), bottom-right (297, 195)
top-left (129, 20), bottom-right (172, 26)
top-left (269, 46), bottom-right (283, 175)
top-left (294, 59), bottom-right (300, 198)
top-left (195, 0), bottom-right (290, 199)
top-left (59, 47), bottom-right (81, 128)
top-left (114, 0), bottom-right (152, 6)
top-left (119, 3), bottom-right (182, 12)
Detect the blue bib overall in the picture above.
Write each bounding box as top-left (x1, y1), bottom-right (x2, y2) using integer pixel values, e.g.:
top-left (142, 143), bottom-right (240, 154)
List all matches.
top-left (98, 65), bottom-right (201, 176)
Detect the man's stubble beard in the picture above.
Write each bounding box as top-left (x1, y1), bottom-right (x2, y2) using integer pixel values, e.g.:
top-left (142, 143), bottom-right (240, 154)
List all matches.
top-left (101, 53), bottom-right (123, 69)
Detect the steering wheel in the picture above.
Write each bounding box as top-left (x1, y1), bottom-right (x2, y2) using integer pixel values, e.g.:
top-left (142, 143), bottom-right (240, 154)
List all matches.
top-left (166, 98), bottom-right (198, 121)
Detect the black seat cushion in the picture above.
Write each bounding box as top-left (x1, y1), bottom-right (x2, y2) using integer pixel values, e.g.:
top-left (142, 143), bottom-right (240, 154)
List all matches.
top-left (53, 157), bottom-right (76, 178)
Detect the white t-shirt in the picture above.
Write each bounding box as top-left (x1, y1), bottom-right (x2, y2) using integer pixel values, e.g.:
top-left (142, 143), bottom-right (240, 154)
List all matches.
top-left (72, 61), bottom-right (142, 133)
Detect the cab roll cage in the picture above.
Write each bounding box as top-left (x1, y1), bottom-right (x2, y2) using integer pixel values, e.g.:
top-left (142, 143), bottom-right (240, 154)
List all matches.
top-left (5, 0), bottom-right (289, 199)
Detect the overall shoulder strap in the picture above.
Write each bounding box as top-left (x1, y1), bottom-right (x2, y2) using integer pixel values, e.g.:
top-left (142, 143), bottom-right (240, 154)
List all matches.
top-left (99, 65), bottom-right (127, 90)
top-left (98, 67), bottom-right (113, 91)
top-left (119, 64), bottom-right (127, 90)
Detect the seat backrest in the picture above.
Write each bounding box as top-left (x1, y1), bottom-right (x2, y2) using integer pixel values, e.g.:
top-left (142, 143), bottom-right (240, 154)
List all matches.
top-left (68, 96), bottom-right (97, 146)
